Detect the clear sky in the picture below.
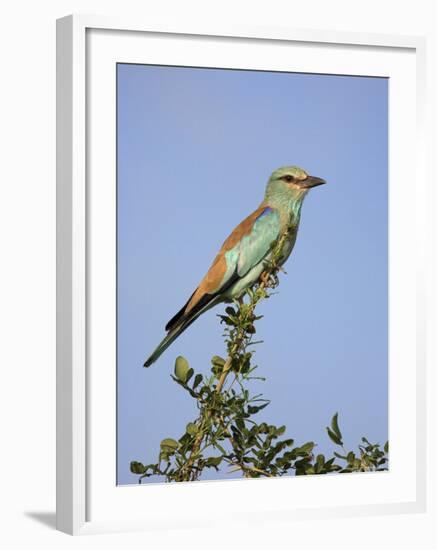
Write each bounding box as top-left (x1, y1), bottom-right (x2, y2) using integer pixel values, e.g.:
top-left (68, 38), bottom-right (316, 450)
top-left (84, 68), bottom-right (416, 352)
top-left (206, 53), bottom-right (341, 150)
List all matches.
top-left (117, 63), bottom-right (388, 485)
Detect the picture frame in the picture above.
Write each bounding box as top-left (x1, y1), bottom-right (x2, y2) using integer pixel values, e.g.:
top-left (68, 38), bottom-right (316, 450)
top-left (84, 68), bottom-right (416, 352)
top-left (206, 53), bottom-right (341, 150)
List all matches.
top-left (56, 14), bottom-right (427, 535)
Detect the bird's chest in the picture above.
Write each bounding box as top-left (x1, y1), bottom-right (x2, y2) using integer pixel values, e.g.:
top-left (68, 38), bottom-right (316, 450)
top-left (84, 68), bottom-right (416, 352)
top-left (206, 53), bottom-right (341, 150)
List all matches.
top-left (278, 229), bottom-right (298, 265)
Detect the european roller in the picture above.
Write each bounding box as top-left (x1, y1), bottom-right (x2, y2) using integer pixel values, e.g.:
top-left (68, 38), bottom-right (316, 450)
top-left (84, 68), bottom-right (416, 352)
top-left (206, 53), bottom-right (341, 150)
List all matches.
top-left (144, 166), bottom-right (326, 367)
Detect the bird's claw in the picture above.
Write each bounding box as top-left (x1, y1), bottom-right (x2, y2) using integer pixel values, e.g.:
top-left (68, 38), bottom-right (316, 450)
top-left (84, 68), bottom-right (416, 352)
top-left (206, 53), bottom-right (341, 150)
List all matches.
top-left (260, 271), bottom-right (270, 286)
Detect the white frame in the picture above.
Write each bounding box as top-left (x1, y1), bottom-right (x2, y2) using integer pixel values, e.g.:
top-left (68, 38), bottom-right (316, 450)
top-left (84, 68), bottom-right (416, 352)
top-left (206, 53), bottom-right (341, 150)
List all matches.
top-left (56, 14), bottom-right (427, 536)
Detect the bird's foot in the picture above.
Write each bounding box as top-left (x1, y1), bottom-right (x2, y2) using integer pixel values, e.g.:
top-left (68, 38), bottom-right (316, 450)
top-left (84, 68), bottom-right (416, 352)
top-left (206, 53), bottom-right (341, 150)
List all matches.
top-left (271, 274), bottom-right (279, 287)
top-left (260, 271), bottom-right (269, 286)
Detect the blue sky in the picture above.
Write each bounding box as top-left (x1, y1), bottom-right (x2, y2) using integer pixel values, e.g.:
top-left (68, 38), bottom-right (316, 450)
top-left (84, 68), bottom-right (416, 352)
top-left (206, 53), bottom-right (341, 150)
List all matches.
top-left (117, 64), bottom-right (388, 485)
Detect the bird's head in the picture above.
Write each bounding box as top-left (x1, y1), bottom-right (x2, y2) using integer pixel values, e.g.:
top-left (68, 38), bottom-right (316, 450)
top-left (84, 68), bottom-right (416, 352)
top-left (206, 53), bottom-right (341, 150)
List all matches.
top-left (266, 166), bottom-right (326, 202)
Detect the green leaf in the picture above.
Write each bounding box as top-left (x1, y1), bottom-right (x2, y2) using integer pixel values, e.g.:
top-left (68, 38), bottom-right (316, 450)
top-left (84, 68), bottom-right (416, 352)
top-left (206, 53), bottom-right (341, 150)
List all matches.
top-left (347, 451), bottom-right (355, 463)
top-left (235, 418), bottom-right (246, 432)
top-left (333, 451), bottom-right (347, 459)
top-left (211, 355), bottom-right (226, 367)
top-left (186, 422), bottom-right (198, 436)
top-left (178, 432), bottom-right (191, 445)
top-left (331, 412), bottom-right (342, 440)
top-left (130, 461), bottom-right (146, 474)
top-left (192, 373), bottom-right (203, 389)
top-left (326, 427), bottom-right (343, 446)
top-left (160, 438), bottom-right (179, 453)
top-left (174, 356), bottom-right (190, 382)
top-left (218, 315), bottom-right (235, 326)
top-left (206, 456), bottom-right (222, 467)
top-left (199, 386), bottom-right (211, 399)
top-left (247, 402), bottom-right (269, 414)
top-left (384, 441), bottom-right (389, 453)
top-left (298, 441), bottom-right (315, 455)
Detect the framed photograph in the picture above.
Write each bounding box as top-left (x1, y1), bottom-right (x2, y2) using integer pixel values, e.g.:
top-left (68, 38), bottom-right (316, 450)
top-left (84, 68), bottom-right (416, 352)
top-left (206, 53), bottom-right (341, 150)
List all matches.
top-left (56, 14), bottom-right (427, 535)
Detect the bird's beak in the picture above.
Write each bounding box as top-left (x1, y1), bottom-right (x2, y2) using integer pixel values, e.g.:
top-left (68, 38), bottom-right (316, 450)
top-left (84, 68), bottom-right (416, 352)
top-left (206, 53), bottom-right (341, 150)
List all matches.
top-left (299, 175), bottom-right (326, 189)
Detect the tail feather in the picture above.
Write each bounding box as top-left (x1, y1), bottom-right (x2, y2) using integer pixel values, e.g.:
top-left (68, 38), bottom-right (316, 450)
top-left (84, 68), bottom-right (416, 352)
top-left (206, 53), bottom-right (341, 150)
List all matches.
top-left (143, 324), bottom-right (186, 367)
top-left (143, 296), bottom-right (221, 367)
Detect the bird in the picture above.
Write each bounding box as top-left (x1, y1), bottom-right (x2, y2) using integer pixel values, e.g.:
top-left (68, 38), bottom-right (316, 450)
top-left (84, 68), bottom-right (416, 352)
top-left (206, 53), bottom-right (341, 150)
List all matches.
top-left (143, 165), bottom-right (326, 367)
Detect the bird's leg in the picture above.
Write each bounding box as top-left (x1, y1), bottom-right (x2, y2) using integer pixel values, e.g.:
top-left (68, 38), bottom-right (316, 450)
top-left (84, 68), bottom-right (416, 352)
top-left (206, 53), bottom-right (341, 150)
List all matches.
top-left (260, 271), bottom-right (270, 286)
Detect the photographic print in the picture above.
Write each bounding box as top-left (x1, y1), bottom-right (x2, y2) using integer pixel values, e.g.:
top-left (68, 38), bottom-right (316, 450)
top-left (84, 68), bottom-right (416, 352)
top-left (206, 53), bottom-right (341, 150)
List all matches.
top-left (117, 63), bottom-right (388, 484)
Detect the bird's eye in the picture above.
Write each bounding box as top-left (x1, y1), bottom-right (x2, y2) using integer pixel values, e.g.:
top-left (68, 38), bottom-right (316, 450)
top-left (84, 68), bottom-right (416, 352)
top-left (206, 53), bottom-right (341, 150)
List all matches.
top-left (281, 175), bottom-right (294, 183)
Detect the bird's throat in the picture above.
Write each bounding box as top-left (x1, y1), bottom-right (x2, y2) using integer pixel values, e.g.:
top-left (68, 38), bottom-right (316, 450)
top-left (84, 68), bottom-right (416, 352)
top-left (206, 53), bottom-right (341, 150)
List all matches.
top-left (266, 188), bottom-right (307, 229)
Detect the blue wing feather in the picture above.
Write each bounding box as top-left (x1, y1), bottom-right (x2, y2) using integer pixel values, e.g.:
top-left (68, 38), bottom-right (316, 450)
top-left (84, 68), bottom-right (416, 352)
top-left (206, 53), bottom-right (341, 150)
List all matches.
top-left (236, 207), bottom-right (280, 277)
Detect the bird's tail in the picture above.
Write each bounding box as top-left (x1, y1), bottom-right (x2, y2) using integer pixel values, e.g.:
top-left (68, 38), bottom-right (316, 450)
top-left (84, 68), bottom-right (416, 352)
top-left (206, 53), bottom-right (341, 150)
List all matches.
top-left (143, 296), bottom-right (221, 367)
top-left (143, 324), bottom-right (187, 367)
